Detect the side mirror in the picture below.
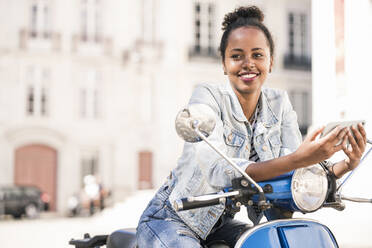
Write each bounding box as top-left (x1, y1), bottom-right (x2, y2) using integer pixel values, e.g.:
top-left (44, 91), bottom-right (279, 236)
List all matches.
top-left (174, 103), bottom-right (268, 209)
top-left (175, 104), bottom-right (216, 143)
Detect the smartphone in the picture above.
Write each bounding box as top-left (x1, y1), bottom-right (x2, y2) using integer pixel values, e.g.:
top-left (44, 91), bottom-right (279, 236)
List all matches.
top-left (320, 120), bottom-right (366, 145)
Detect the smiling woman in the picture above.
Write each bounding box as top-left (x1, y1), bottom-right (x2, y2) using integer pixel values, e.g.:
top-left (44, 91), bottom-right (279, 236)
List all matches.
top-left (220, 6), bottom-right (274, 123)
top-left (135, 5), bottom-right (367, 248)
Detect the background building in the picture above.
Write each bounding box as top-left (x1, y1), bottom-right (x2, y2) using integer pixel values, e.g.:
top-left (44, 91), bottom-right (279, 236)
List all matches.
top-left (0, 0), bottom-right (312, 213)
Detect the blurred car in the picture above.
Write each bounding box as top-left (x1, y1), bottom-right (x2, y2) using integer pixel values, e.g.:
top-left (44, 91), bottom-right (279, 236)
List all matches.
top-left (0, 185), bottom-right (50, 219)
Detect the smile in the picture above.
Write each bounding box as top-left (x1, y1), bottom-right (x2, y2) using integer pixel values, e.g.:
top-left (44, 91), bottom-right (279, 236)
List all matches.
top-left (239, 73), bottom-right (258, 82)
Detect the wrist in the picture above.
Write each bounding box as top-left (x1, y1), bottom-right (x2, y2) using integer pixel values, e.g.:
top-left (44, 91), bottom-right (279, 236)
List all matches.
top-left (330, 164), bottom-right (340, 179)
top-left (344, 158), bottom-right (353, 171)
top-left (332, 160), bottom-right (350, 179)
top-left (289, 151), bottom-right (306, 169)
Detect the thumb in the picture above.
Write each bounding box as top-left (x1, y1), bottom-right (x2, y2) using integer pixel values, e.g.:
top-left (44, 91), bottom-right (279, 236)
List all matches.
top-left (305, 126), bottom-right (325, 142)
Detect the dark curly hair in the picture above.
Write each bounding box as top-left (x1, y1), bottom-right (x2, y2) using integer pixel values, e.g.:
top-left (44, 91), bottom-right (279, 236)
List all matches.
top-left (219, 6), bottom-right (275, 62)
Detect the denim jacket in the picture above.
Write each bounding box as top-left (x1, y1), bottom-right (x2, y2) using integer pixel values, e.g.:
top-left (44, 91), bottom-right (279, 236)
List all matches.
top-left (166, 81), bottom-right (302, 240)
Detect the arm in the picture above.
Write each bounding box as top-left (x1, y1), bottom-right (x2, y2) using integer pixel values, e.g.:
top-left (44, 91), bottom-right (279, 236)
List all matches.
top-left (245, 91), bottom-right (349, 182)
top-left (246, 126), bottom-right (349, 182)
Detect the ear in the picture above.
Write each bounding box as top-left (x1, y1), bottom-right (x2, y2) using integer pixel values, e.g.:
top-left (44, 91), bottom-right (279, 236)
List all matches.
top-left (269, 57), bottom-right (273, 73)
top-left (223, 63), bottom-right (227, 75)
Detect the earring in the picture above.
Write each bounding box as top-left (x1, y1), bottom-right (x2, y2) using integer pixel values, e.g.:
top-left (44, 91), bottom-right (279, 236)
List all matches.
top-left (224, 71), bottom-right (227, 75)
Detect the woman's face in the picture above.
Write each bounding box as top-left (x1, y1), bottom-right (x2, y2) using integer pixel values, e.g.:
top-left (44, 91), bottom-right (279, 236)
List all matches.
top-left (223, 26), bottom-right (272, 96)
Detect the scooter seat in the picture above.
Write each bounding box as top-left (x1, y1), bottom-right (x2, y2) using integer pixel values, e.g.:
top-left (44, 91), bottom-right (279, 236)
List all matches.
top-left (105, 228), bottom-right (229, 248)
top-left (106, 228), bottom-right (137, 248)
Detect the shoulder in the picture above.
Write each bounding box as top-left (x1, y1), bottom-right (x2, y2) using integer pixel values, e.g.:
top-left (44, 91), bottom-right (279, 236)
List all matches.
top-left (262, 87), bottom-right (291, 106)
top-left (189, 82), bottom-right (225, 114)
top-left (262, 87), bottom-right (288, 101)
top-left (189, 82), bottom-right (225, 104)
top-left (261, 87), bottom-right (293, 116)
top-left (193, 82), bottom-right (225, 94)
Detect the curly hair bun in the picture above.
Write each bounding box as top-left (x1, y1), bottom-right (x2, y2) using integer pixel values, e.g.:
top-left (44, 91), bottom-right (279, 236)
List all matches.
top-left (222, 6), bottom-right (264, 31)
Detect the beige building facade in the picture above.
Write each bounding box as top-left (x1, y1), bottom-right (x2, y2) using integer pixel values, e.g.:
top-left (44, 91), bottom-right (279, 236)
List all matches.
top-left (0, 0), bottom-right (312, 213)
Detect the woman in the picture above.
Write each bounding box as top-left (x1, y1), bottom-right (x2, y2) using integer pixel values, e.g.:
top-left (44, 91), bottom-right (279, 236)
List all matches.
top-left (136, 6), bottom-right (366, 247)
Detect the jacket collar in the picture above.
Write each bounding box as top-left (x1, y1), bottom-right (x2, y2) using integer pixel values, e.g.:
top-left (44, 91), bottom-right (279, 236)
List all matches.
top-left (224, 81), bottom-right (278, 127)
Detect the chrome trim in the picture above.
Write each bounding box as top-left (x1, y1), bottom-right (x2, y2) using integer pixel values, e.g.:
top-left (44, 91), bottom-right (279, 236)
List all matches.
top-left (291, 164), bottom-right (328, 212)
top-left (234, 218), bottom-right (329, 248)
top-left (187, 191), bottom-right (239, 202)
top-left (173, 199), bottom-right (183, 211)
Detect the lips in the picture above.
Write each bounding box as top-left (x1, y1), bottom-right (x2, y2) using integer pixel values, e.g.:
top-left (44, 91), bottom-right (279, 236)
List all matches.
top-left (239, 72), bottom-right (259, 82)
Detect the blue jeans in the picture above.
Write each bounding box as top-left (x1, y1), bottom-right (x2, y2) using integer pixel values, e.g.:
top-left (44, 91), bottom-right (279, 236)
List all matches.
top-left (136, 181), bottom-right (251, 248)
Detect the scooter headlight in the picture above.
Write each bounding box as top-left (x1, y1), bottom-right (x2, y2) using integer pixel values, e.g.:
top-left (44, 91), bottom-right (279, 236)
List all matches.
top-left (291, 164), bottom-right (328, 212)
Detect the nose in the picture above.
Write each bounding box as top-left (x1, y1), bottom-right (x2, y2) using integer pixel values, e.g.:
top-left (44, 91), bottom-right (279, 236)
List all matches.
top-left (242, 57), bottom-right (255, 69)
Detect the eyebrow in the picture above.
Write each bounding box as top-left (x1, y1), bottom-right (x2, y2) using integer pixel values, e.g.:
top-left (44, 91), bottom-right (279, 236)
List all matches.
top-left (230, 47), bottom-right (264, 52)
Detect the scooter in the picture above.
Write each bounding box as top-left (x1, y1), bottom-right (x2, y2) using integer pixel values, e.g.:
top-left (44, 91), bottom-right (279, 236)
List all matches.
top-left (69, 104), bottom-right (372, 248)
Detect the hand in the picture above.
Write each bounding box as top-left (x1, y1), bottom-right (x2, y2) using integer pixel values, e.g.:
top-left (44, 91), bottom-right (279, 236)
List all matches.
top-left (342, 123), bottom-right (367, 171)
top-left (293, 126), bottom-right (348, 167)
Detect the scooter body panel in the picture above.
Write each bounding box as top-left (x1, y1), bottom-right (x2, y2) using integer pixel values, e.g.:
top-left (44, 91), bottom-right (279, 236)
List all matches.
top-left (235, 219), bottom-right (338, 248)
top-left (257, 172), bottom-right (299, 211)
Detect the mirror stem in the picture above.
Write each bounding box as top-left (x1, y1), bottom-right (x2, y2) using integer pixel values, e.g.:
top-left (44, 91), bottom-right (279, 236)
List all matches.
top-left (193, 122), bottom-right (265, 196)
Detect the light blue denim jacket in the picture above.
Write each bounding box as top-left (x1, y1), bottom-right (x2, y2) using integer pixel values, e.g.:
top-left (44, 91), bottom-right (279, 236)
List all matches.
top-left (166, 81), bottom-right (302, 240)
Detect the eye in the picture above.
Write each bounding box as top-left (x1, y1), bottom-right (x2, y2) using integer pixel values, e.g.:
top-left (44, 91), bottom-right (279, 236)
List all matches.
top-left (253, 53), bottom-right (264, 58)
top-left (231, 54), bottom-right (242, 60)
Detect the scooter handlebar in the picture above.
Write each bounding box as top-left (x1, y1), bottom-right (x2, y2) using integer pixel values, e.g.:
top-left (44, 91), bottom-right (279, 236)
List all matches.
top-left (174, 191), bottom-right (240, 211)
top-left (174, 197), bottom-right (223, 211)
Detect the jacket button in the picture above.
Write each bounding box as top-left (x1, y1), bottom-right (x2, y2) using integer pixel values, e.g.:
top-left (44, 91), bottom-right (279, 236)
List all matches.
top-left (245, 144), bottom-right (250, 150)
top-left (262, 145), bottom-right (268, 151)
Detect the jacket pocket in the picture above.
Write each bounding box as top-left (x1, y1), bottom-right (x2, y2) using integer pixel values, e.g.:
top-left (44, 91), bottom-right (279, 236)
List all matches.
top-left (268, 129), bottom-right (282, 158)
top-left (223, 125), bottom-right (245, 157)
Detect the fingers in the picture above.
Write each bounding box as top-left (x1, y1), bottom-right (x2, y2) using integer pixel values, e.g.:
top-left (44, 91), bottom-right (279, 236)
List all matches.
top-left (305, 126), bottom-right (325, 142)
top-left (323, 126), bottom-right (341, 140)
top-left (341, 123), bottom-right (366, 171)
top-left (334, 133), bottom-right (348, 152)
top-left (321, 126), bottom-right (346, 146)
top-left (347, 128), bottom-right (363, 155)
top-left (333, 127), bottom-right (348, 147)
top-left (350, 124), bottom-right (366, 153)
top-left (356, 123), bottom-right (367, 145)
top-left (342, 140), bottom-right (353, 160)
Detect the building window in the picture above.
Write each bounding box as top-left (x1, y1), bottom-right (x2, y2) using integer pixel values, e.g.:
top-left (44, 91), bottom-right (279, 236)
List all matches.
top-left (30, 0), bottom-right (50, 38)
top-left (189, 1), bottom-right (218, 59)
top-left (81, 152), bottom-right (99, 187)
top-left (27, 86), bottom-right (35, 115)
top-left (284, 12), bottom-right (311, 70)
top-left (289, 91), bottom-right (310, 135)
top-left (81, 0), bottom-right (101, 42)
top-left (79, 70), bottom-right (100, 119)
top-left (26, 67), bottom-right (50, 117)
top-left (41, 87), bottom-right (48, 115)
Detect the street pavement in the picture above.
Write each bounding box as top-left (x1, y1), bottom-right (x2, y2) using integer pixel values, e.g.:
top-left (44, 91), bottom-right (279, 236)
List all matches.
top-left (0, 188), bottom-right (371, 248)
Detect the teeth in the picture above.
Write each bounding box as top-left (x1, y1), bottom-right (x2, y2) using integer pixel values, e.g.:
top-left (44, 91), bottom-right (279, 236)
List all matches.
top-left (241, 74), bottom-right (256, 78)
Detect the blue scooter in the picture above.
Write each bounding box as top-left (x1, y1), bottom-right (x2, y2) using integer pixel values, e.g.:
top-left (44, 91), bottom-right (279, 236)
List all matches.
top-left (69, 104), bottom-right (372, 248)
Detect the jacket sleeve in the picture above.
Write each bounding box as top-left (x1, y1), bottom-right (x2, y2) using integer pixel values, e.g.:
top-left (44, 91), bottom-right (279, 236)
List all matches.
top-left (279, 91), bottom-right (302, 157)
top-left (187, 84), bottom-right (254, 189)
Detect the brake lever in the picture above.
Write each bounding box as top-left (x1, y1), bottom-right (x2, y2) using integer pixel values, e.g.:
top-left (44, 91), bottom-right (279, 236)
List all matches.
top-left (340, 195), bottom-right (372, 203)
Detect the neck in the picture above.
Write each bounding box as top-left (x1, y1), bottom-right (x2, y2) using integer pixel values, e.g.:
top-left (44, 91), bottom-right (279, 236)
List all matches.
top-left (236, 90), bottom-right (261, 122)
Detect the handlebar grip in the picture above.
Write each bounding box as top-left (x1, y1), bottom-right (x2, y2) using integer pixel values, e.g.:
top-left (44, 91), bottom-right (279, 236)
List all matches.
top-left (174, 197), bottom-right (223, 211)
